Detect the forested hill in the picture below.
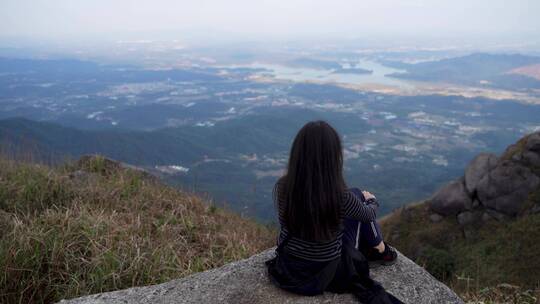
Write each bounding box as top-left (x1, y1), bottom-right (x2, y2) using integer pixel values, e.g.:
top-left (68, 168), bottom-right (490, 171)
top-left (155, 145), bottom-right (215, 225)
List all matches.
top-left (0, 116), bottom-right (300, 165)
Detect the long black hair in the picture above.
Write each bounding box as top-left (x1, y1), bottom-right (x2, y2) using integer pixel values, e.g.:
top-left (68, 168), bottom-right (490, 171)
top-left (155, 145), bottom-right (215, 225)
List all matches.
top-left (274, 120), bottom-right (346, 241)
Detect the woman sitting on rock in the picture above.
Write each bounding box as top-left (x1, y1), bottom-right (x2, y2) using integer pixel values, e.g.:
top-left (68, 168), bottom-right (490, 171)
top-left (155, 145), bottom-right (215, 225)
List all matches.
top-left (266, 120), bottom-right (401, 303)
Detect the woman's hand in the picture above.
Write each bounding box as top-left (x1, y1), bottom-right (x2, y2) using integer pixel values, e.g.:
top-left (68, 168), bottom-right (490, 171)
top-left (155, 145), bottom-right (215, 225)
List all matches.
top-left (362, 190), bottom-right (376, 201)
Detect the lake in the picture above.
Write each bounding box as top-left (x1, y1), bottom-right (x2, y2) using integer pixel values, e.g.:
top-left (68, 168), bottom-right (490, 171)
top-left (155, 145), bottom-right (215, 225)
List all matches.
top-left (244, 60), bottom-right (413, 89)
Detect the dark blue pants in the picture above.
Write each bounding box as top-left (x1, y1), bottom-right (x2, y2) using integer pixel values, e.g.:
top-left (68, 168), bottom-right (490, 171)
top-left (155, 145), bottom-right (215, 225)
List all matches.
top-left (342, 188), bottom-right (384, 250)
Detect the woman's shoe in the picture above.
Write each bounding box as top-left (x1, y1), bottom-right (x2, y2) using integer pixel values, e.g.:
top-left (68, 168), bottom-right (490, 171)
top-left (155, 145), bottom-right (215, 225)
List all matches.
top-left (367, 243), bottom-right (398, 266)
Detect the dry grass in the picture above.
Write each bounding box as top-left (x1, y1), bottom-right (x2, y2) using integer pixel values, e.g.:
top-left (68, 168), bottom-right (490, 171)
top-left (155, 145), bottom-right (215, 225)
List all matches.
top-left (0, 155), bottom-right (275, 303)
top-left (461, 285), bottom-right (539, 304)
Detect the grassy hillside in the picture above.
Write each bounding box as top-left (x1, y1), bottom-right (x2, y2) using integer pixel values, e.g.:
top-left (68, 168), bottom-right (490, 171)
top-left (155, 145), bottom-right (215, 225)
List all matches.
top-left (381, 203), bottom-right (540, 303)
top-left (0, 155), bottom-right (275, 303)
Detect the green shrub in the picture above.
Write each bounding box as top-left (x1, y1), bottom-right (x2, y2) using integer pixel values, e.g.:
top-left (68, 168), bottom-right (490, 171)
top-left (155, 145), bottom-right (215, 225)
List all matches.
top-left (418, 246), bottom-right (456, 282)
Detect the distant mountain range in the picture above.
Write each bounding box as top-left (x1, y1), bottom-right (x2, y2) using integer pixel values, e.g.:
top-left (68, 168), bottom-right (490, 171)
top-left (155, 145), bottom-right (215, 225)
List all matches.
top-left (0, 114), bottom-right (304, 165)
top-left (0, 57), bottom-right (222, 82)
top-left (385, 53), bottom-right (540, 91)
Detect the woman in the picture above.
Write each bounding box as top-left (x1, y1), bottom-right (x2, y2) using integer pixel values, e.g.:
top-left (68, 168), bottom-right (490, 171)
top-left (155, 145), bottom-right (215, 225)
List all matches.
top-left (266, 121), bottom-right (402, 304)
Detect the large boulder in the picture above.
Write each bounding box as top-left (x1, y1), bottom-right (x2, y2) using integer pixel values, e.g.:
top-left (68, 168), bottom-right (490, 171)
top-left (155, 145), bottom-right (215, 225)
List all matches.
top-left (525, 132), bottom-right (540, 152)
top-left (464, 153), bottom-right (498, 194)
top-left (522, 150), bottom-right (540, 169)
top-left (456, 210), bottom-right (482, 226)
top-left (429, 178), bottom-right (472, 216)
top-left (502, 131), bottom-right (540, 168)
top-left (523, 132), bottom-right (540, 169)
top-left (476, 160), bottom-right (540, 216)
top-left (59, 248), bottom-right (463, 304)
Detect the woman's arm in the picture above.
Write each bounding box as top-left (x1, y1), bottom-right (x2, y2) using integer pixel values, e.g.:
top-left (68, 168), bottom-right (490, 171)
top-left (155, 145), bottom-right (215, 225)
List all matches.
top-left (343, 191), bottom-right (378, 221)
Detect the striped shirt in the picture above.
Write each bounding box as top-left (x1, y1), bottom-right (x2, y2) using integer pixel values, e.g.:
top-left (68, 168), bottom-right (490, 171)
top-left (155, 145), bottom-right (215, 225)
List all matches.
top-left (275, 181), bottom-right (378, 262)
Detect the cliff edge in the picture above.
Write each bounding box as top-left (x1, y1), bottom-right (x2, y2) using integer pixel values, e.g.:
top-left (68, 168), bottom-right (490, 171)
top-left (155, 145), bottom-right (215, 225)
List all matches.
top-left (60, 247), bottom-right (463, 304)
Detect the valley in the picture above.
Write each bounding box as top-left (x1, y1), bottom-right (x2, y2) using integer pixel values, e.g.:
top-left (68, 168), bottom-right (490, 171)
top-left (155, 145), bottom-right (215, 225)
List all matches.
top-left (2, 53), bottom-right (540, 221)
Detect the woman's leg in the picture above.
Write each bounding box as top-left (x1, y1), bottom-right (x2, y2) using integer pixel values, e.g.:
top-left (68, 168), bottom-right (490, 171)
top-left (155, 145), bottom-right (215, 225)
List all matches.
top-left (348, 188), bottom-right (385, 252)
top-left (341, 217), bottom-right (362, 250)
top-left (348, 187), bottom-right (398, 265)
top-left (359, 220), bottom-right (385, 253)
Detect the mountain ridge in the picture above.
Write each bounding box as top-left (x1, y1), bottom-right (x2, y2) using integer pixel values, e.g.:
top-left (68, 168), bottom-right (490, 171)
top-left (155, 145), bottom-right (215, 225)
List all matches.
top-left (385, 53), bottom-right (540, 91)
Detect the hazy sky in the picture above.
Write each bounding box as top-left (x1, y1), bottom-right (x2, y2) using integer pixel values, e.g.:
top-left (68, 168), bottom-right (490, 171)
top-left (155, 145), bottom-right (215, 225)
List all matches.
top-left (1, 0), bottom-right (539, 41)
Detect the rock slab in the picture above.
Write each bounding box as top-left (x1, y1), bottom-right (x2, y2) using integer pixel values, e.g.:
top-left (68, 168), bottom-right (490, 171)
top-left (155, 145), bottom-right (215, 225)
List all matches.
top-left (59, 248), bottom-right (463, 304)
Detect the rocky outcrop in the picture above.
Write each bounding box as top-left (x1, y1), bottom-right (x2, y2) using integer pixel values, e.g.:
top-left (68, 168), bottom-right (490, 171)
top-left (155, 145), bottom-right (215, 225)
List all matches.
top-left (476, 161), bottom-right (540, 216)
top-left (59, 248), bottom-right (463, 304)
top-left (428, 178), bottom-right (471, 216)
top-left (464, 153), bottom-right (498, 194)
top-left (429, 131), bottom-right (540, 221)
top-left (521, 132), bottom-right (540, 168)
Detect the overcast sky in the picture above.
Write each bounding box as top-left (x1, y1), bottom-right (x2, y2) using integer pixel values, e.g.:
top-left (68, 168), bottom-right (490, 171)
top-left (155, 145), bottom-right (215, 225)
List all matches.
top-left (1, 0), bottom-right (539, 42)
